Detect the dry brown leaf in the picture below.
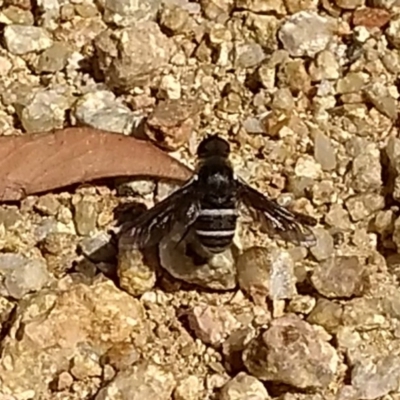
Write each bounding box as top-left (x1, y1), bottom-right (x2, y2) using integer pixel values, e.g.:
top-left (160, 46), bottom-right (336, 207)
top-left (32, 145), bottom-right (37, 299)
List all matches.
top-left (0, 127), bottom-right (193, 201)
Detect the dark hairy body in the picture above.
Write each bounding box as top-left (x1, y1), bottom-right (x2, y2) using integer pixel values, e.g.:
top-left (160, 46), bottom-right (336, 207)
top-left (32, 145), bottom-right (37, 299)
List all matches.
top-left (124, 134), bottom-right (317, 256)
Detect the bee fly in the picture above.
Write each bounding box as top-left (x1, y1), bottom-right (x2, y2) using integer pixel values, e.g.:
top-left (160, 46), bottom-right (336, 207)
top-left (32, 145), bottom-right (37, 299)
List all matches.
top-left (125, 134), bottom-right (317, 257)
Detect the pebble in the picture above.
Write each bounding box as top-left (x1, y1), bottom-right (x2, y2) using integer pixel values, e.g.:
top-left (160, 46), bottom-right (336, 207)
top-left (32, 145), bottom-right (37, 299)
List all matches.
top-left (0, 253), bottom-right (51, 300)
top-left (103, 0), bottom-right (160, 27)
top-left (79, 232), bottom-right (116, 263)
top-left (284, 0), bottom-right (318, 13)
top-left (222, 328), bottom-right (256, 373)
top-left (0, 5), bottom-right (34, 25)
top-left (236, 0), bottom-right (286, 13)
top-left (325, 204), bottom-right (352, 231)
top-left (336, 326), bottom-right (363, 364)
top-left (257, 63), bottom-right (277, 91)
top-left (38, 0), bottom-right (61, 28)
top-left (0, 295), bottom-right (15, 327)
top-left (342, 298), bottom-right (386, 331)
top-left (219, 372), bottom-right (270, 400)
top-left (382, 50), bottom-right (400, 75)
top-left (0, 280), bottom-right (149, 395)
top-left (392, 217), bottom-right (400, 250)
top-left (336, 385), bottom-right (359, 400)
top-left (243, 117), bottom-right (265, 135)
top-left (32, 218), bottom-right (61, 243)
top-left (309, 227), bottom-right (334, 261)
top-left (278, 11), bottom-right (334, 57)
top-left (384, 289), bottom-right (400, 322)
top-left (0, 207), bottom-right (23, 229)
top-left (201, 0), bottom-right (231, 22)
top-left (352, 355), bottom-right (400, 399)
top-left (158, 230), bottom-right (237, 290)
top-left (174, 375), bottom-right (203, 400)
top-left (3, 25), bottom-right (53, 55)
top-left (188, 304), bottom-right (240, 346)
top-left (278, 59), bottom-right (311, 94)
top-left (35, 41), bottom-right (71, 73)
top-left (101, 341), bottom-right (140, 371)
top-left (145, 99), bottom-right (200, 151)
top-left (206, 373), bottom-right (230, 392)
top-left (345, 193), bottom-right (385, 222)
top-left (309, 50), bottom-right (340, 81)
top-left (94, 21), bottom-right (174, 90)
top-left (295, 155), bottom-right (322, 179)
top-left (159, 4), bottom-right (190, 35)
top-left (287, 295), bottom-right (316, 315)
top-left (0, 55), bottom-right (12, 78)
top-left (74, 90), bottom-right (143, 135)
top-left (34, 194), bottom-right (61, 216)
top-left (56, 15), bottom-right (106, 49)
top-left (56, 371), bottom-right (74, 391)
top-left (311, 256), bottom-right (365, 298)
top-left (236, 246), bottom-right (272, 305)
top-left (313, 131), bottom-right (336, 171)
top-left (374, 210), bottom-right (394, 237)
top-left (243, 314), bottom-right (338, 389)
top-left (269, 248), bottom-right (297, 301)
top-left (336, 71), bottom-right (368, 94)
top-left (117, 179), bottom-right (156, 197)
top-left (117, 245), bottom-right (156, 297)
top-left (364, 82), bottom-right (398, 121)
top-left (311, 180), bottom-right (335, 205)
top-left (95, 361), bottom-right (175, 400)
top-left (307, 298), bottom-right (344, 334)
top-left (233, 42), bottom-right (266, 69)
top-left (2, 82), bottom-right (35, 113)
top-left (20, 87), bottom-right (73, 133)
top-left (72, 195), bottom-right (98, 236)
top-left (208, 23), bottom-right (233, 47)
top-left (158, 74), bottom-right (182, 100)
top-left (39, 231), bottom-right (78, 277)
top-left (386, 16), bottom-right (400, 50)
top-left (385, 137), bottom-right (400, 201)
top-left (218, 92), bottom-right (242, 114)
top-left (156, 181), bottom-right (181, 202)
top-left (287, 176), bottom-right (314, 198)
top-left (377, 0), bottom-right (397, 8)
top-left (348, 136), bottom-right (376, 162)
top-left (70, 350), bottom-right (102, 380)
top-left (271, 87), bottom-right (295, 111)
top-left (333, 0), bottom-right (363, 9)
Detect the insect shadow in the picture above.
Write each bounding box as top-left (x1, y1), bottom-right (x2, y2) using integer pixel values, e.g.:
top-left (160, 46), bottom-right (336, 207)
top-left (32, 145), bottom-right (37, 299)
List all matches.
top-left (72, 199), bottom-right (214, 293)
top-left (71, 200), bottom-right (153, 286)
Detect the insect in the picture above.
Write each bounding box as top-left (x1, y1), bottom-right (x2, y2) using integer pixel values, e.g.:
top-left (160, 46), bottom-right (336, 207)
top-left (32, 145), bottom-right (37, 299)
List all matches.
top-left (125, 134), bottom-right (317, 257)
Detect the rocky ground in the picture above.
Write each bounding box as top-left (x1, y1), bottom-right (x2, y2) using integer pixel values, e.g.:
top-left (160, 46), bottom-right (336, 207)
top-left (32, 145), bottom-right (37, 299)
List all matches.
top-left (0, 0), bottom-right (400, 399)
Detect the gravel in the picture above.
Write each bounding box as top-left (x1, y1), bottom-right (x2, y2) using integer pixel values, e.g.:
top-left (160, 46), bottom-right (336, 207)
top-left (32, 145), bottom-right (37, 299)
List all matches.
top-left (3, 25), bottom-right (53, 54)
top-left (278, 11), bottom-right (335, 57)
top-left (243, 314), bottom-right (339, 389)
top-left (1, 1), bottom-right (400, 399)
top-left (95, 361), bottom-right (176, 400)
top-left (74, 89), bottom-right (143, 134)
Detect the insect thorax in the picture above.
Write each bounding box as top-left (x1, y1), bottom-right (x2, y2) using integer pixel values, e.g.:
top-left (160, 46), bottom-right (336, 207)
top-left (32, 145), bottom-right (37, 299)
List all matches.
top-left (197, 158), bottom-right (237, 203)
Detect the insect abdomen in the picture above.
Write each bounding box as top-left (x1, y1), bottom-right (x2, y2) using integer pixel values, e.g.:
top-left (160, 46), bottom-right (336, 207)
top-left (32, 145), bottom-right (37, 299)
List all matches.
top-left (194, 207), bottom-right (237, 253)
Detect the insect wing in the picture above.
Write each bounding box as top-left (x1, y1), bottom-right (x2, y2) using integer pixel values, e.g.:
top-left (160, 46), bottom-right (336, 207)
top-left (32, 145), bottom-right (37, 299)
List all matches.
top-left (237, 180), bottom-right (317, 247)
top-left (122, 178), bottom-right (200, 249)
